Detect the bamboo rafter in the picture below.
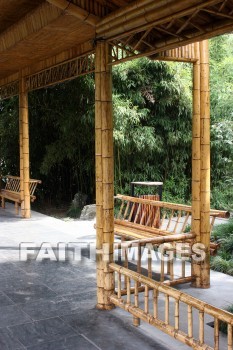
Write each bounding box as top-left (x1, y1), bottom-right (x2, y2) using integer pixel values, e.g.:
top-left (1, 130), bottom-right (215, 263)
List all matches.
top-left (109, 41), bottom-right (199, 65)
top-left (100, 0), bottom-right (233, 65)
top-left (97, 0), bottom-right (233, 39)
top-left (46, 0), bottom-right (100, 26)
top-left (110, 263), bottom-right (233, 350)
top-left (25, 51), bottom-right (95, 91)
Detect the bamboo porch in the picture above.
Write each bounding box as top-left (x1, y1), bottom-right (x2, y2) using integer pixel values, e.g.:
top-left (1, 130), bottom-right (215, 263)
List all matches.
top-left (0, 1), bottom-right (233, 349)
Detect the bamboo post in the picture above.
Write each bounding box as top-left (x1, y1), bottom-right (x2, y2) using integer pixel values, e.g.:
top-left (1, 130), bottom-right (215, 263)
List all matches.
top-left (95, 40), bottom-right (115, 309)
top-left (200, 40), bottom-right (210, 288)
top-left (19, 90), bottom-right (24, 217)
top-left (19, 73), bottom-right (30, 218)
top-left (191, 40), bottom-right (210, 288)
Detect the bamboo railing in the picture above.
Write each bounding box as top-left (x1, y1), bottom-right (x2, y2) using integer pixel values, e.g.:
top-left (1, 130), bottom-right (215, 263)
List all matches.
top-left (110, 263), bottom-right (233, 350)
top-left (115, 233), bottom-right (196, 285)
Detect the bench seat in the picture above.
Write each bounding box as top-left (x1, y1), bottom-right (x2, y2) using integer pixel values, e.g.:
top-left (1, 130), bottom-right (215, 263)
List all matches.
top-left (0, 175), bottom-right (41, 215)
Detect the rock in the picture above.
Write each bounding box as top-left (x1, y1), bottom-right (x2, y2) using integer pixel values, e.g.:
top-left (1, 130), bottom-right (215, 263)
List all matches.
top-left (80, 204), bottom-right (96, 220)
top-left (73, 192), bottom-right (88, 208)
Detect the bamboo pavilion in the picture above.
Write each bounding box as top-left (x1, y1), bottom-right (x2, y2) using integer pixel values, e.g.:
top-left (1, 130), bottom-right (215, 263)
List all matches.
top-left (0, 1), bottom-right (233, 348)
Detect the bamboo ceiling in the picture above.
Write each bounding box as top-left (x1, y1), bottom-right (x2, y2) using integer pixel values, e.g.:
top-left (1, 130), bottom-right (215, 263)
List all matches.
top-left (0, 0), bottom-right (232, 93)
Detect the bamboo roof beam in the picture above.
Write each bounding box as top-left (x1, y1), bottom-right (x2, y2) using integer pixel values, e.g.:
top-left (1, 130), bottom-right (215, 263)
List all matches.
top-left (96, 0), bottom-right (222, 38)
top-left (0, 2), bottom-right (62, 53)
top-left (46, 0), bottom-right (100, 27)
top-left (97, 0), bottom-right (156, 28)
top-left (108, 20), bottom-right (233, 66)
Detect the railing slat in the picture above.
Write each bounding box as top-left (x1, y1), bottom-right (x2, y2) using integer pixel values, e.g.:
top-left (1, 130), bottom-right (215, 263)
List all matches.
top-left (175, 300), bottom-right (179, 330)
top-left (153, 289), bottom-right (158, 319)
top-left (165, 295), bottom-right (169, 325)
top-left (188, 305), bottom-right (193, 338)
top-left (228, 324), bottom-right (233, 350)
top-left (214, 318), bottom-right (219, 350)
top-left (199, 311), bottom-right (204, 345)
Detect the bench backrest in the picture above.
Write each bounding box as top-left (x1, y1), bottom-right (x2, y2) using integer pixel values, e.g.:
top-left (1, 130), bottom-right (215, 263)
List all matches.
top-left (115, 194), bottom-right (229, 234)
top-left (3, 175), bottom-right (41, 196)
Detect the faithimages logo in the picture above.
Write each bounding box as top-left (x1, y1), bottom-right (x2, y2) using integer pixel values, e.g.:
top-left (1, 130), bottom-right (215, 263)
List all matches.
top-left (19, 241), bottom-right (206, 262)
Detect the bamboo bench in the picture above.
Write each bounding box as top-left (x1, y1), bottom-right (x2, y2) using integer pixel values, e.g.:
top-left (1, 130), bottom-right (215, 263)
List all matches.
top-left (114, 194), bottom-right (230, 255)
top-left (114, 195), bottom-right (229, 284)
top-left (0, 175), bottom-right (41, 215)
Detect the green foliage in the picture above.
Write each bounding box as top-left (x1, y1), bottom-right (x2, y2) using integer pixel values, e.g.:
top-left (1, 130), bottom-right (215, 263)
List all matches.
top-left (211, 218), bottom-right (233, 240)
top-left (0, 97), bottom-right (19, 175)
top-left (209, 34), bottom-right (233, 209)
top-left (66, 202), bottom-right (82, 219)
top-left (211, 219), bottom-right (233, 276)
top-left (113, 58), bottom-right (192, 201)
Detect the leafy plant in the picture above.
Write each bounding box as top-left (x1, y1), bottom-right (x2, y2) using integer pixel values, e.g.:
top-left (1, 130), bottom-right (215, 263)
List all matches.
top-left (211, 219), bottom-right (233, 276)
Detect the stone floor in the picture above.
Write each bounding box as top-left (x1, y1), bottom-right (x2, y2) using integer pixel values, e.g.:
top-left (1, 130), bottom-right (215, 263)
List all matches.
top-left (0, 203), bottom-right (232, 350)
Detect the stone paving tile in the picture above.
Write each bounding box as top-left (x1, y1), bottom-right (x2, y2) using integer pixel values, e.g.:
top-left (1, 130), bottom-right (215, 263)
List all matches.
top-left (26, 334), bottom-right (99, 350)
top-left (0, 275), bottom-right (42, 292)
top-left (0, 292), bottom-right (14, 307)
top-left (0, 263), bottom-right (27, 279)
top-left (0, 327), bottom-right (25, 350)
top-left (0, 304), bottom-right (31, 328)
top-left (19, 296), bottom-right (80, 321)
top-left (8, 317), bottom-right (77, 348)
top-left (45, 276), bottom-right (96, 296)
top-left (61, 309), bottom-right (169, 350)
top-left (4, 284), bottom-right (57, 304)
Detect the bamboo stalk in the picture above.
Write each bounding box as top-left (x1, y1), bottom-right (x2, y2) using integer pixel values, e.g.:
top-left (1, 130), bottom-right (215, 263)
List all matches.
top-left (165, 295), bottom-right (169, 325)
top-left (128, 202), bottom-right (135, 222)
top-left (133, 280), bottom-right (140, 326)
top-left (117, 272), bottom-right (121, 299)
top-left (19, 73), bottom-right (30, 219)
top-left (148, 247), bottom-right (152, 279)
top-left (145, 285), bottom-right (149, 314)
top-left (46, 0), bottom-right (100, 26)
top-left (169, 258), bottom-right (174, 281)
top-left (161, 256), bottom-right (165, 282)
top-left (134, 203), bottom-right (142, 223)
top-left (127, 276), bottom-right (131, 304)
top-left (191, 41), bottom-right (201, 287)
top-left (175, 300), bottom-right (179, 330)
top-left (95, 41), bottom-right (114, 309)
top-left (199, 311), bottom-right (204, 344)
top-left (182, 260), bottom-right (186, 278)
top-left (19, 84), bottom-right (24, 217)
top-left (153, 289), bottom-right (158, 318)
top-left (214, 318), bottom-right (219, 350)
top-left (228, 324), bottom-right (233, 350)
top-left (188, 305), bottom-right (193, 338)
top-left (199, 40), bottom-right (210, 288)
top-left (117, 201), bottom-right (124, 219)
top-left (123, 201), bottom-right (130, 219)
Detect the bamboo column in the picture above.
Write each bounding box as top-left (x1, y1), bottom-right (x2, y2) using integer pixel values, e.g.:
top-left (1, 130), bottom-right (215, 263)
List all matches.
top-left (200, 40), bottom-right (210, 288)
top-left (19, 90), bottom-right (24, 218)
top-left (191, 40), bottom-right (210, 288)
top-left (19, 73), bottom-right (31, 219)
top-left (95, 40), bottom-right (115, 309)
